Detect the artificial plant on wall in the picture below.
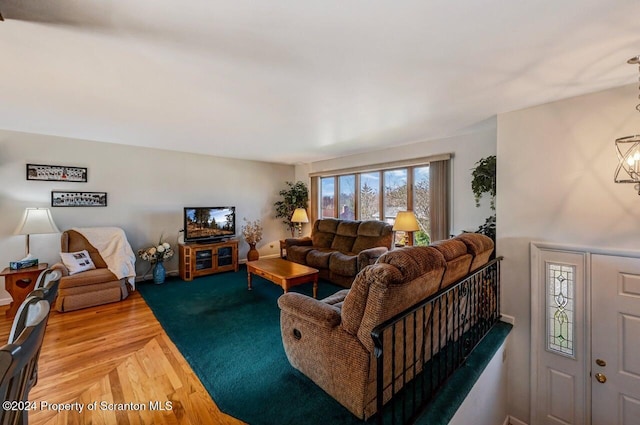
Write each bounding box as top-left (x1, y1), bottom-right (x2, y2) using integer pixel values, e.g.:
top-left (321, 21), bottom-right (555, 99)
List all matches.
top-left (274, 181), bottom-right (309, 237)
top-left (471, 155), bottom-right (496, 240)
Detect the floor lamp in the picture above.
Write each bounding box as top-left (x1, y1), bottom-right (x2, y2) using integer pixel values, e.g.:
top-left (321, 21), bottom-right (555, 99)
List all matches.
top-left (13, 208), bottom-right (60, 260)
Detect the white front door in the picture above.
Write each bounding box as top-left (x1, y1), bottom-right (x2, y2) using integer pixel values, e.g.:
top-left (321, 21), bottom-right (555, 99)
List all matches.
top-left (531, 246), bottom-right (589, 425)
top-left (591, 254), bottom-right (640, 425)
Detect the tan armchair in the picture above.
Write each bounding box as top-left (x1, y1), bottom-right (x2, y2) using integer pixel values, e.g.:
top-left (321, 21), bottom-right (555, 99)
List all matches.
top-left (278, 233), bottom-right (494, 419)
top-left (53, 229), bottom-right (133, 312)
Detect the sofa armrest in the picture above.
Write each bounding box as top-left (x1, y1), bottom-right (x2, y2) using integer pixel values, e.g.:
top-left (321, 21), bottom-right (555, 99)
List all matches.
top-left (51, 262), bottom-right (70, 277)
top-left (285, 237), bottom-right (313, 249)
top-left (278, 293), bottom-right (342, 328)
top-left (357, 246), bottom-right (389, 270)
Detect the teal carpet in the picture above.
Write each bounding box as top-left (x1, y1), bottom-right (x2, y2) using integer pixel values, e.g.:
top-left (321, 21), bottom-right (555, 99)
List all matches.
top-left (137, 267), bottom-right (367, 425)
top-left (138, 267), bottom-right (512, 425)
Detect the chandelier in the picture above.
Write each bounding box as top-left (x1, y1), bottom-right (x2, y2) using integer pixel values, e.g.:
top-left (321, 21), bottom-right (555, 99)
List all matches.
top-left (614, 55), bottom-right (640, 194)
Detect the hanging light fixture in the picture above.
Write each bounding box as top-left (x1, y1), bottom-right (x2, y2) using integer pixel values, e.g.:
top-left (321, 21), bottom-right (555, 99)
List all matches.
top-left (614, 55), bottom-right (640, 194)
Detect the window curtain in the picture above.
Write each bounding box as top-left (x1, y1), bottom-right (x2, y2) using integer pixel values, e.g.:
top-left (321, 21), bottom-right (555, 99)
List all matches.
top-left (429, 159), bottom-right (450, 241)
top-left (309, 176), bottom-right (319, 224)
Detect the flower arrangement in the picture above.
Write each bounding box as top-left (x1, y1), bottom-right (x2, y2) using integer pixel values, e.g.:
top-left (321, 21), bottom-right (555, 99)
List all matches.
top-left (242, 218), bottom-right (263, 245)
top-left (138, 239), bottom-right (174, 264)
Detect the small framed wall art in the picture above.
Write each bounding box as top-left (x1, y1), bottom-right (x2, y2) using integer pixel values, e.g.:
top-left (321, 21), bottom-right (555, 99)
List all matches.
top-left (27, 164), bottom-right (88, 182)
top-left (51, 191), bottom-right (107, 207)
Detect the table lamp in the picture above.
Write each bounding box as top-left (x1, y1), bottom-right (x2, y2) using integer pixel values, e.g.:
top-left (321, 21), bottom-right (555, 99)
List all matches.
top-left (392, 211), bottom-right (420, 246)
top-left (291, 208), bottom-right (309, 237)
top-left (13, 208), bottom-right (60, 259)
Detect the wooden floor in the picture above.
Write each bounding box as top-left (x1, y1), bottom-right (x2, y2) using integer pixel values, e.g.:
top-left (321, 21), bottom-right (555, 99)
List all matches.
top-left (0, 291), bottom-right (245, 425)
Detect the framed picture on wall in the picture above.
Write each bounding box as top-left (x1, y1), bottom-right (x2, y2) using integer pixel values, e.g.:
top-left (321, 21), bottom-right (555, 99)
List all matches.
top-left (51, 191), bottom-right (107, 207)
top-left (27, 164), bottom-right (88, 182)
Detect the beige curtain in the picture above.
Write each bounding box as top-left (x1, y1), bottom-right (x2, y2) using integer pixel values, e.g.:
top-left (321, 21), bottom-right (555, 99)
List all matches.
top-left (309, 176), bottom-right (319, 224)
top-left (429, 159), bottom-right (450, 241)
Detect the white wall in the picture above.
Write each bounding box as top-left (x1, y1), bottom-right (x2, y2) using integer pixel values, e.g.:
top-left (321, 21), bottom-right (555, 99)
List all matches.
top-left (497, 83), bottom-right (640, 422)
top-left (450, 339), bottom-right (508, 425)
top-left (296, 126), bottom-right (497, 236)
top-left (0, 130), bottom-right (294, 304)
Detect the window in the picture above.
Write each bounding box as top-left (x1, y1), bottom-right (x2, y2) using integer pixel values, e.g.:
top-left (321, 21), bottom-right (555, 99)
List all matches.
top-left (321, 177), bottom-right (335, 218)
top-left (310, 155), bottom-right (449, 242)
top-left (383, 169), bottom-right (407, 223)
top-left (338, 175), bottom-right (355, 219)
top-left (359, 172), bottom-right (380, 220)
top-left (413, 166), bottom-right (430, 245)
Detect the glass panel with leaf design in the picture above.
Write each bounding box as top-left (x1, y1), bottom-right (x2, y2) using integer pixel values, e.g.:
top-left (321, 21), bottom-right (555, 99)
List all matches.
top-left (547, 263), bottom-right (575, 357)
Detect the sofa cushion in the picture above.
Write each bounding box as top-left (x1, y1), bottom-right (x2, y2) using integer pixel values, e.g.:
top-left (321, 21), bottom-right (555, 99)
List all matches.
top-left (330, 221), bottom-right (359, 252)
top-left (330, 252), bottom-right (358, 277)
top-left (311, 219), bottom-right (340, 249)
top-left (352, 221), bottom-right (392, 253)
top-left (430, 239), bottom-right (473, 287)
top-left (59, 268), bottom-right (119, 289)
top-left (356, 247), bottom-right (446, 351)
top-left (376, 246), bottom-right (446, 283)
top-left (287, 245), bottom-right (315, 264)
top-left (342, 263), bottom-right (403, 335)
top-left (306, 249), bottom-right (334, 269)
top-left (454, 233), bottom-right (494, 271)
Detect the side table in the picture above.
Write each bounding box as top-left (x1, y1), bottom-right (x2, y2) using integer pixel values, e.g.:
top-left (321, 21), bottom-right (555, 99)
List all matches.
top-left (279, 239), bottom-right (286, 258)
top-left (0, 263), bottom-right (48, 318)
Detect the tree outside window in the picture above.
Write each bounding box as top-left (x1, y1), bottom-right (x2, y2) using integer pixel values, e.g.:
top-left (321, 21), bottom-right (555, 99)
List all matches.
top-left (360, 172), bottom-right (380, 220)
top-left (321, 177), bottom-right (335, 218)
top-left (383, 169), bottom-right (407, 222)
top-left (413, 166), bottom-right (430, 245)
top-left (315, 160), bottom-right (446, 244)
top-left (384, 169), bottom-right (407, 245)
top-left (338, 175), bottom-right (355, 219)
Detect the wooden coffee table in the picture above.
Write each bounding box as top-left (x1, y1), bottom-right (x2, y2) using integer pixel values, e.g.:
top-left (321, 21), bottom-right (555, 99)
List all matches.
top-left (247, 258), bottom-right (319, 298)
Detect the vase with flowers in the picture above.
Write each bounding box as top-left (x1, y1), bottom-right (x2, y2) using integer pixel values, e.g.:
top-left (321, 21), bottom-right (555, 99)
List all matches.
top-left (138, 238), bottom-right (174, 284)
top-left (242, 218), bottom-right (263, 261)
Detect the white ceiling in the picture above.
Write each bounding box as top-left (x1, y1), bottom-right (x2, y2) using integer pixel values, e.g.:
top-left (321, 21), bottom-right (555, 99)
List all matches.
top-left (1, 0), bottom-right (639, 164)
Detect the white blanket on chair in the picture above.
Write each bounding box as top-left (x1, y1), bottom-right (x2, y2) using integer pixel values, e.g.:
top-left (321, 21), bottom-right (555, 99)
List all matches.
top-left (73, 227), bottom-right (137, 290)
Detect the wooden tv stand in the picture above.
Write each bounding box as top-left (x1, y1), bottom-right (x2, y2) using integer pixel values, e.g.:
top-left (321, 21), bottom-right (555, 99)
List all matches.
top-left (179, 240), bottom-right (239, 281)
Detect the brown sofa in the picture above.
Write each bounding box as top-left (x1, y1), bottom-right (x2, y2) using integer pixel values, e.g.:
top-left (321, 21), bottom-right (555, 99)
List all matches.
top-left (52, 230), bottom-right (130, 312)
top-left (277, 233), bottom-right (494, 419)
top-left (285, 218), bottom-right (393, 287)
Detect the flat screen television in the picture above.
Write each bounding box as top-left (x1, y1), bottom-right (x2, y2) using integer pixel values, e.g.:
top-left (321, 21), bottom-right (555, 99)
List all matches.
top-left (183, 206), bottom-right (236, 243)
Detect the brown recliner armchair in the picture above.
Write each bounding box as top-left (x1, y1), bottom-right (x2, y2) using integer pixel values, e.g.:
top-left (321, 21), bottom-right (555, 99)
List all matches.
top-left (53, 228), bottom-right (134, 312)
top-left (278, 233), bottom-right (494, 419)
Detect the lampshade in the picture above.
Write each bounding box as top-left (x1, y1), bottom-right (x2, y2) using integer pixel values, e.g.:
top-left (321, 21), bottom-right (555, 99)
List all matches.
top-left (392, 211), bottom-right (420, 232)
top-left (291, 208), bottom-right (309, 223)
top-left (14, 208), bottom-right (60, 257)
top-left (14, 208), bottom-right (60, 235)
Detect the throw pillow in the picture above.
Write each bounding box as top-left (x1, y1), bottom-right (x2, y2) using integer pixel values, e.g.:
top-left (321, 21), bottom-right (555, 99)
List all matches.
top-left (60, 250), bottom-right (96, 275)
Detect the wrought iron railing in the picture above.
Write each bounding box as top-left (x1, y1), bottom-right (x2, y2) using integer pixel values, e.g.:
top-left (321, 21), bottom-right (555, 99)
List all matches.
top-left (371, 257), bottom-right (503, 425)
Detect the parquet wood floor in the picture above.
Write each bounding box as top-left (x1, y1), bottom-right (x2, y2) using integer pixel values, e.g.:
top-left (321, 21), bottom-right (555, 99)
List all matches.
top-left (0, 290), bottom-right (245, 425)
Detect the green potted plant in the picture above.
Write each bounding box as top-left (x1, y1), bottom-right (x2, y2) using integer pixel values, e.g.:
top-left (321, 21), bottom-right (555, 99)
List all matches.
top-left (471, 155), bottom-right (496, 241)
top-left (274, 181), bottom-right (309, 237)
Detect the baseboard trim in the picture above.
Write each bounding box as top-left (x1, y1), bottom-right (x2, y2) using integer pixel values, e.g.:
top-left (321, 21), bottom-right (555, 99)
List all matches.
top-left (0, 296), bottom-right (11, 306)
top-left (508, 415), bottom-right (529, 425)
top-left (238, 253), bottom-right (280, 264)
top-left (500, 313), bottom-right (515, 325)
